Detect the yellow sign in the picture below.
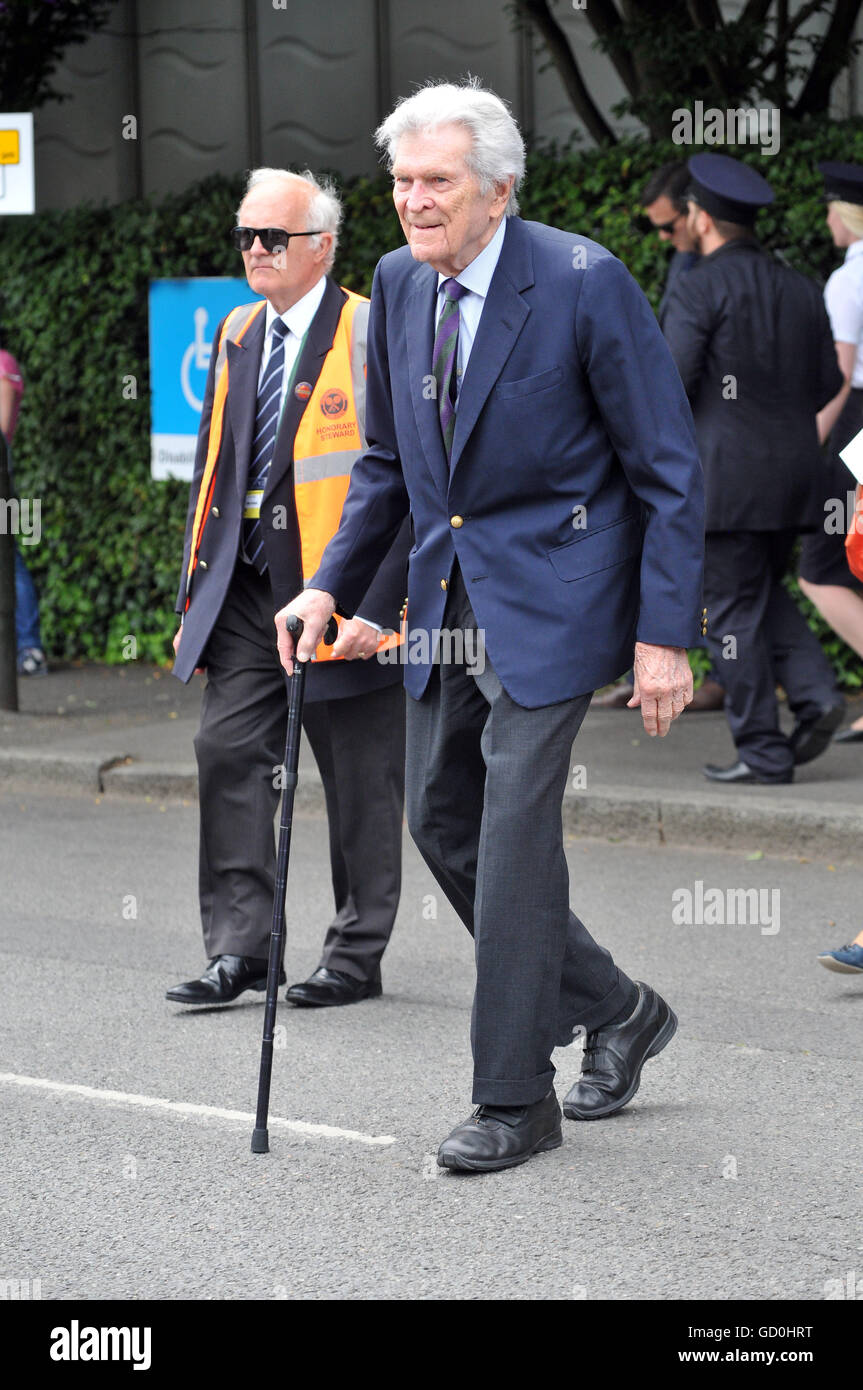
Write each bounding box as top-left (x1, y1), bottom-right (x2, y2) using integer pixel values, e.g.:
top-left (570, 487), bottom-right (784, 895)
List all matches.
top-left (0, 130), bottom-right (20, 165)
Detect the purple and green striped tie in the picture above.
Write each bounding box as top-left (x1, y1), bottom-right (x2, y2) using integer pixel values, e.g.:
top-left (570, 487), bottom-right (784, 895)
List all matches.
top-left (433, 278), bottom-right (467, 458)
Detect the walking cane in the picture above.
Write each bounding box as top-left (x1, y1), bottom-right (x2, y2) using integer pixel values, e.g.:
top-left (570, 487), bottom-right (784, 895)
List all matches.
top-left (251, 612), bottom-right (337, 1155)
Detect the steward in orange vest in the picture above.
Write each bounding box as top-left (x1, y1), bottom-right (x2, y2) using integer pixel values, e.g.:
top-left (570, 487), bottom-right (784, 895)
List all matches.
top-left (168, 200), bottom-right (409, 1010)
top-left (174, 279), bottom-right (406, 691)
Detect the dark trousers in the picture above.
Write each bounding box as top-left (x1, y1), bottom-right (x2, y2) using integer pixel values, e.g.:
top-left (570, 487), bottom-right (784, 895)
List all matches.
top-left (703, 530), bottom-right (841, 778)
top-left (404, 568), bottom-right (632, 1107)
top-left (194, 561), bottom-right (405, 979)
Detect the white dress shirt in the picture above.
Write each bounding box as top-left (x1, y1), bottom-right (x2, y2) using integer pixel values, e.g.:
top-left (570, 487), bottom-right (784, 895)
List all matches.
top-left (435, 217), bottom-right (508, 399)
top-left (824, 238), bottom-right (863, 388)
top-left (258, 274), bottom-right (328, 420)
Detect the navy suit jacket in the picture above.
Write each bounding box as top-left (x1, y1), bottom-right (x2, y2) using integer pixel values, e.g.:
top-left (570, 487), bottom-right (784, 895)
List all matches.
top-left (312, 217), bottom-right (704, 708)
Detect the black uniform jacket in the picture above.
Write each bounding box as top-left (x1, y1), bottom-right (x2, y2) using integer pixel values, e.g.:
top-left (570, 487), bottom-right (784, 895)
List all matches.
top-left (662, 239), bottom-right (843, 533)
top-left (173, 275), bottom-right (409, 699)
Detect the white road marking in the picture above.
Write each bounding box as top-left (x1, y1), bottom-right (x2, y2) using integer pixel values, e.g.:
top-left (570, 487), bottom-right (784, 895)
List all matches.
top-left (0, 1072), bottom-right (397, 1146)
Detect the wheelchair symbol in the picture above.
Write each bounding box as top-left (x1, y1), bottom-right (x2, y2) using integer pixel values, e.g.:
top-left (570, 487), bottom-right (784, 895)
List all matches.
top-left (181, 307), bottom-right (212, 412)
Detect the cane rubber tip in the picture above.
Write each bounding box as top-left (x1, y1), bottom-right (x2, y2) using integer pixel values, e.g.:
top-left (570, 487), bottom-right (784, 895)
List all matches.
top-left (251, 1128), bottom-right (270, 1154)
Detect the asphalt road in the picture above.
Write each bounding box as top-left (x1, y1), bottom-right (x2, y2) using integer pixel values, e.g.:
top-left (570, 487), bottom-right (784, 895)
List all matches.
top-left (1, 788), bottom-right (861, 1301)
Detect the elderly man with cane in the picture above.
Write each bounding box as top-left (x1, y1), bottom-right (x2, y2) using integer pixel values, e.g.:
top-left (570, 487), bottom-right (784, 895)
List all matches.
top-left (277, 83), bottom-right (704, 1174)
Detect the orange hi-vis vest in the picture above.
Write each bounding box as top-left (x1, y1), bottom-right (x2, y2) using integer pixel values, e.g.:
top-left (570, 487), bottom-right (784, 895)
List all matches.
top-left (185, 288), bottom-right (402, 663)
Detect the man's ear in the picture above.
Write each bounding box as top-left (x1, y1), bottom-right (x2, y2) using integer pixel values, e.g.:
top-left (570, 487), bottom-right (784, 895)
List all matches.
top-left (492, 177), bottom-right (514, 214)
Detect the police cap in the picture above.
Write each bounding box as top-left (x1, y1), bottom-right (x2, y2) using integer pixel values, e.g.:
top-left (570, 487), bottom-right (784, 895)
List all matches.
top-left (818, 161), bottom-right (863, 207)
top-left (686, 152), bottom-right (774, 226)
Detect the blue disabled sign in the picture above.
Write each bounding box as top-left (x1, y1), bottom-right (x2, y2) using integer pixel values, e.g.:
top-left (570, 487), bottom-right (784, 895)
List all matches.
top-left (149, 278), bottom-right (262, 480)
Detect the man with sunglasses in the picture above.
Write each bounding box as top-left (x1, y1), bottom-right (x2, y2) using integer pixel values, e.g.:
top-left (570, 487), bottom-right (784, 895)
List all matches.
top-left (641, 162), bottom-right (699, 326)
top-left (168, 168), bottom-right (409, 1010)
top-left (595, 164), bottom-right (709, 713)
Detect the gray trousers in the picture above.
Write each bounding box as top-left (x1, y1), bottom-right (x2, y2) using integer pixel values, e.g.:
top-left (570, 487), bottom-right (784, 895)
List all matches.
top-left (405, 568), bottom-right (633, 1106)
top-left (194, 561), bottom-right (405, 981)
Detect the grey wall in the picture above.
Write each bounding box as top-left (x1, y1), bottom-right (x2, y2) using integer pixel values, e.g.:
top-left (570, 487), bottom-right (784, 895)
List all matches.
top-left (25, 0), bottom-right (863, 211)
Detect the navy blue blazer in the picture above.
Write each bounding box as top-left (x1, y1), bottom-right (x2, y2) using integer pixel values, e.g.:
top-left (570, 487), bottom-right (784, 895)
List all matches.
top-left (312, 217), bottom-right (705, 708)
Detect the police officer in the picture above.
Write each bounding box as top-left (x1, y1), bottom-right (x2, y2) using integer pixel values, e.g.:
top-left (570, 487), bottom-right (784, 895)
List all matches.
top-left (663, 153), bottom-right (845, 784)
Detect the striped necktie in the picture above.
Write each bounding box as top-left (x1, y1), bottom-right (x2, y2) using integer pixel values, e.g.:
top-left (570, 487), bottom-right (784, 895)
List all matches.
top-left (242, 317), bottom-right (289, 575)
top-left (433, 278), bottom-right (468, 458)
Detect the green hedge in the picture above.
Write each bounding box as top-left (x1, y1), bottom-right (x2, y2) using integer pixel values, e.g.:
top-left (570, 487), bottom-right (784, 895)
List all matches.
top-left (2, 119), bottom-right (863, 684)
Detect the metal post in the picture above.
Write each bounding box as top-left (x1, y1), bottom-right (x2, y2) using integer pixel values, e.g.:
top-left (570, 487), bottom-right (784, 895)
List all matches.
top-left (0, 431), bottom-right (19, 712)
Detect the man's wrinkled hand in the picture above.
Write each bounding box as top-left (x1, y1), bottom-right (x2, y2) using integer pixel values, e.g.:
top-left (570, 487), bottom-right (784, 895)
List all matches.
top-left (274, 588), bottom-right (336, 674)
top-left (627, 641), bottom-right (693, 737)
top-left (331, 616), bottom-right (380, 661)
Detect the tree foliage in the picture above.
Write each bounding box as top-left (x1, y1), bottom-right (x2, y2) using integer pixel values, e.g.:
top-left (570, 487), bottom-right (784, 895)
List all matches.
top-left (513, 0), bottom-right (863, 143)
top-left (0, 0), bottom-right (114, 111)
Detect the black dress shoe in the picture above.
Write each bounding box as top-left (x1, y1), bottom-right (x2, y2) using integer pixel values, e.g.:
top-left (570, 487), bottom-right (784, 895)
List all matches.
top-left (702, 759), bottom-right (793, 784)
top-left (563, 982), bottom-right (677, 1120)
top-left (790, 703), bottom-right (844, 764)
top-left (591, 682), bottom-right (634, 709)
top-left (437, 1090), bottom-right (562, 1173)
top-left (685, 677), bottom-right (725, 712)
top-left (285, 967), bottom-right (382, 1008)
top-left (833, 724), bottom-right (863, 744)
top-left (165, 955), bottom-right (284, 1005)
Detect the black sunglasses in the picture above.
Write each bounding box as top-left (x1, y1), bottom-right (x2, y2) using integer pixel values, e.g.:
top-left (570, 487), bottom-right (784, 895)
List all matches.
top-left (231, 226), bottom-right (323, 253)
top-left (650, 208), bottom-right (688, 234)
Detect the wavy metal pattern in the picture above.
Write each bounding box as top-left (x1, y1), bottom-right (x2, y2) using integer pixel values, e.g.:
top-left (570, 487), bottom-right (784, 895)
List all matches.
top-left (257, 0), bottom-right (378, 178)
top-left (137, 1), bottom-right (247, 194)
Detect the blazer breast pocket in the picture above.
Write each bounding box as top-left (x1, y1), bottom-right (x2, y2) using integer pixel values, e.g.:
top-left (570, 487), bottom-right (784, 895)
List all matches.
top-left (547, 514), bottom-right (642, 583)
top-left (495, 366), bottom-right (563, 400)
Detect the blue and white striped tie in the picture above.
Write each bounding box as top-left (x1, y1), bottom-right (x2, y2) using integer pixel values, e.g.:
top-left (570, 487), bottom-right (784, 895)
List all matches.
top-left (242, 318), bottom-right (289, 575)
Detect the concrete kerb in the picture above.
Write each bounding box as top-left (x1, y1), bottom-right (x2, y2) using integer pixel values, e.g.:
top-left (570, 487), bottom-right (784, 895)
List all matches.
top-left (96, 760), bottom-right (863, 863)
top-left (0, 748), bottom-right (130, 793)
top-left (564, 786), bottom-right (862, 860)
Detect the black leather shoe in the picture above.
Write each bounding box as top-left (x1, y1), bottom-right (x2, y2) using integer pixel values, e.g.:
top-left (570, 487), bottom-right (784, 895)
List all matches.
top-left (437, 1090), bottom-right (562, 1173)
top-left (285, 966), bottom-right (382, 1007)
top-left (703, 759), bottom-right (793, 784)
top-left (591, 682), bottom-right (634, 709)
top-left (834, 724), bottom-right (863, 744)
top-left (166, 955), bottom-right (283, 1005)
top-left (790, 703), bottom-right (844, 764)
top-left (563, 982), bottom-right (677, 1120)
top-left (685, 677), bottom-right (725, 712)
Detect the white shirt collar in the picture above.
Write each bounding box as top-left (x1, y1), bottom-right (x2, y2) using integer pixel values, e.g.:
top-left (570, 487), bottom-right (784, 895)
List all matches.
top-left (845, 239), bottom-right (863, 263)
top-left (265, 274), bottom-right (327, 341)
top-left (437, 217), bottom-right (508, 299)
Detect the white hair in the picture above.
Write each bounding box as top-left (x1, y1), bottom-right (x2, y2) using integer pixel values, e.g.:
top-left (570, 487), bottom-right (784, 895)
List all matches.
top-left (375, 79), bottom-right (525, 216)
top-left (238, 167), bottom-right (342, 271)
